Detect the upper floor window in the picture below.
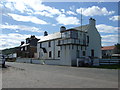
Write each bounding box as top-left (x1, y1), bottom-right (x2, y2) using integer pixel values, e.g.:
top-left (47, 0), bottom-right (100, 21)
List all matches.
top-left (48, 41), bottom-right (51, 47)
top-left (58, 40), bottom-right (60, 45)
top-left (40, 43), bottom-right (42, 48)
top-left (25, 47), bottom-right (27, 51)
top-left (21, 48), bottom-right (23, 51)
top-left (87, 36), bottom-right (89, 44)
top-left (62, 31), bottom-right (71, 38)
top-left (70, 31), bottom-right (78, 39)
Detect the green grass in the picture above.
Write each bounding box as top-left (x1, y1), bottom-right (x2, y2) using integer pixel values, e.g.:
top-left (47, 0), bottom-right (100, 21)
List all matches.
top-left (89, 64), bottom-right (120, 69)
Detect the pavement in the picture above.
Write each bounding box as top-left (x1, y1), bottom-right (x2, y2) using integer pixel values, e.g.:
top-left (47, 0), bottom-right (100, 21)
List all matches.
top-left (2, 62), bottom-right (119, 88)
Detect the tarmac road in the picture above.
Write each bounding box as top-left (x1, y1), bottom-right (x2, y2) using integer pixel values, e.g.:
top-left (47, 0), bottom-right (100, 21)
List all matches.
top-left (2, 62), bottom-right (118, 88)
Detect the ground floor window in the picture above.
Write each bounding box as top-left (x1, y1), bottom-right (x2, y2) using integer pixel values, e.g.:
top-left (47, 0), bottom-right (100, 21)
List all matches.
top-left (91, 49), bottom-right (94, 57)
top-left (58, 51), bottom-right (60, 57)
top-left (83, 51), bottom-right (86, 56)
top-left (49, 51), bottom-right (52, 58)
top-left (77, 50), bottom-right (79, 58)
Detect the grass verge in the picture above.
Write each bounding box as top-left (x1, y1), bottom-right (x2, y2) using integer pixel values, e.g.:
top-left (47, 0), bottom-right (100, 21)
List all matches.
top-left (89, 64), bottom-right (120, 69)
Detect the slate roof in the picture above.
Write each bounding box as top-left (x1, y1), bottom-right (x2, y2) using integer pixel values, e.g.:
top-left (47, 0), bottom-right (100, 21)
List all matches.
top-left (38, 32), bottom-right (61, 42)
top-left (69, 24), bottom-right (89, 32)
top-left (20, 43), bottom-right (29, 47)
top-left (38, 24), bottom-right (89, 43)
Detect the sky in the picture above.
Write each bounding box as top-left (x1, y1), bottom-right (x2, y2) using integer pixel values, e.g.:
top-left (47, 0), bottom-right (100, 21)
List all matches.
top-left (0, 0), bottom-right (120, 50)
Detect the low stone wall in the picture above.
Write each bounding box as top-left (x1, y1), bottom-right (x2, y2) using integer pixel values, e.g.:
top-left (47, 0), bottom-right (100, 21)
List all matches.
top-left (16, 58), bottom-right (61, 65)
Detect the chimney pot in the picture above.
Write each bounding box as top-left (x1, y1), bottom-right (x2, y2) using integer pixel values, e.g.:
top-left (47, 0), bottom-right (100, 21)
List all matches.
top-left (89, 17), bottom-right (96, 26)
top-left (44, 31), bottom-right (48, 36)
top-left (21, 41), bottom-right (24, 45)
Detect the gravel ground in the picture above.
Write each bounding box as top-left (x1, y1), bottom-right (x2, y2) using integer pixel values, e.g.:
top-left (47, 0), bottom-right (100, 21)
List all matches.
top-left (2, 62), bottom-right (118, 88)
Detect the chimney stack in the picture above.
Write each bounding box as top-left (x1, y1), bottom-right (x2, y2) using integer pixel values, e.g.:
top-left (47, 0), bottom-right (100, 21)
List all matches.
top-left (21, 41), bottom-right (24, 45)
top-left (44, 31), bottom-right (48, 36)
top-left (89, 18), bottom-right (96, 26)
top-left (60, 26), bottom-right (66, 33)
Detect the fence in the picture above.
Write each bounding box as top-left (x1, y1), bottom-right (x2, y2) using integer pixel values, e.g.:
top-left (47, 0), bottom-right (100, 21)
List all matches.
top-left (77, 58), bottom-right (120, 67)
top-left (99, 59), bottom-right (120, 65)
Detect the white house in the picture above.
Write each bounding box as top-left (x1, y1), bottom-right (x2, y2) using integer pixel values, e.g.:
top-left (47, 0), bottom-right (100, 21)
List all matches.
top-left (37, 18), bottom-right (101, 66)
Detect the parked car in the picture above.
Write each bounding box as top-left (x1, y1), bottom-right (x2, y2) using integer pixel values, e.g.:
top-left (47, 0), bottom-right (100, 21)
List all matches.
top-left (0, 55), bottom-right (6, 68)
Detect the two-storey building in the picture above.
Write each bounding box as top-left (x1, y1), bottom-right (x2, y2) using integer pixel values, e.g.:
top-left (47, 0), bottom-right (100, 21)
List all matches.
top-left (37, 18), bottom-right (101, 66)
top-left (17, 35), bottom-right (40, 58)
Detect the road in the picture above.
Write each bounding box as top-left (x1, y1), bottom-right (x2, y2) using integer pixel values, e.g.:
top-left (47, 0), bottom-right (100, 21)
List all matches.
top-left (2, 62), bottom-right (118, 88)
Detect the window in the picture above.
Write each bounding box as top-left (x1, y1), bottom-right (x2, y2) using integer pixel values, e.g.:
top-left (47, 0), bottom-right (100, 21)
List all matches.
top-left (23, 47), bottom-right (25, 51)
top-left (77, 50), bottom-right (79, 58)
top-left (91, 49), bottom-right (94, 57)
top-left (83, 51), bottom-right (86, 56)
top-left (87, 36), bottom-right (89, 44)
top-left (81, 46), bottom-right (82, 50)
top-left (83, 33), bottom-right (86, 45)
top-left (21, 48), bottom-right (23, 51)
top-left (61, 47), bottom-right (62, 50)
top-left (65, 46), bottom-right (66, 50)
top-left (62, 31), bottom-right (71, 38)
top-left (77, 46), bottom-right (78, 50)
top-left (25, 47), bottom-right (27, 51)
top-left (72, 45), bottom-right (74, 49)
top-left (48, 41), bottom-right (51, 47)
top-left (40, 43), bottom-right (42, 48)
top-left (49, 51), bottom-right (52, 57)
top-left (39, 52), bottom-right (41, 58)
top-left (58, 51), bottom-right (60, 57)
top-left (69, 45), bottom-right (70, 49)
top-left (58, 40), bottom-right (60, 45)
top-left (71, 31), bottom-right (78, 39)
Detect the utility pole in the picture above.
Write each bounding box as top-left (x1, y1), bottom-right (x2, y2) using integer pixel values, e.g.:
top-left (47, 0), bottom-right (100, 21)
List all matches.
top-left (81, 9), bottom-right (83, 31)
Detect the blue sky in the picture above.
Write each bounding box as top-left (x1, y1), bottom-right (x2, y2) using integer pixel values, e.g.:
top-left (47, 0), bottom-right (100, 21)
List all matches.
top-left (0, 0), bottom-right (119, 50)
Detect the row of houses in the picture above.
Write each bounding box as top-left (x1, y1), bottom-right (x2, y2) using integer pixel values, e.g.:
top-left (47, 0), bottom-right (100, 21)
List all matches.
top-left (3, 18), bottom-right (120, 66)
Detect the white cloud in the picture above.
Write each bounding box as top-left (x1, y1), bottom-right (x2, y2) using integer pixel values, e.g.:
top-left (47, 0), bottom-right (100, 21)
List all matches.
top-left (3, 0), bottom-right (62, 17)
top-left (34, 11), bottom-right (53, 17)
top-left (3, 0), bottom-right (42, 13)
top-left (69, 5), bottom-right (75, 11)
top-left (109, 15), bottom-right (120, 21)
top-left (96, 24), bottom-right (118, 33)
top-left (52, 24), bottom-right (57, 26)
top-left (0, 3), bottom-right (3, 7)
top-left (66, 11), bottom-right (77, 15)
top-left (76, 6), bottom-right (115, 16)
top-left (61, 9), bottom-right (65, 13)
top-left (96, 24), bottom-right (119, 46)
top-left (0, 33), bottom-right (42, 50)
top-left (0, 33), bottom-right (30, 50)
top-left (0, 24), bottom-right (44, 33)
top-left (8, 13), bottom-right (48, 24)
top-left (56, 14), bottom-right (80, 25)
top-left (101, 34), bottom-right (118, 46)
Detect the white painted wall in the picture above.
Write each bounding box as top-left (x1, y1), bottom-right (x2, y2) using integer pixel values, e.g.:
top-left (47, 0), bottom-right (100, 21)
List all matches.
top-left (16, 58), bottom-right (61, 65)
top-left (37, 40), bottom-right (60, 60)
top-left (87, 20), bottom-right (102, 58)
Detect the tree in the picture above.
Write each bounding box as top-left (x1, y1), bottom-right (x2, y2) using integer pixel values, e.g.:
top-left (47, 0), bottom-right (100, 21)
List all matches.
top-left (115, 43), bottom-right (120, 54)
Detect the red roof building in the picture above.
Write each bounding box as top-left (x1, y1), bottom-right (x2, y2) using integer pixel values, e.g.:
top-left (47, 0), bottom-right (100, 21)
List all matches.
top-left (102, 46), bottom-right (115, 51)
top-left (101, 46), bottom-right (119, 58)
